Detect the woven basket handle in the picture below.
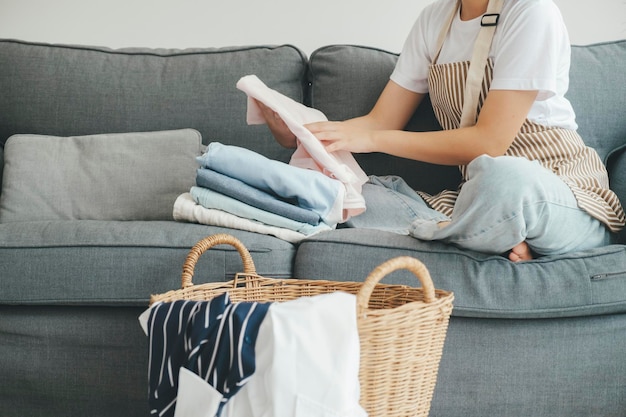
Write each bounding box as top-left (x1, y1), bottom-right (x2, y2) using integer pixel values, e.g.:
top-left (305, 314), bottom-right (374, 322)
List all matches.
top-left (357, 256), bottom-right (436, 315)
top-left (181, 234), bottom-right (256, 288)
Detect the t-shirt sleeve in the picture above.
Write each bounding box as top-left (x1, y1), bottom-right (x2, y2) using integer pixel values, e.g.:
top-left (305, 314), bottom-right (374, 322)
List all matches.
top-left (389, 8), bottom-right (434, 94)
top-left (490, 1), bottom-right (572, 101)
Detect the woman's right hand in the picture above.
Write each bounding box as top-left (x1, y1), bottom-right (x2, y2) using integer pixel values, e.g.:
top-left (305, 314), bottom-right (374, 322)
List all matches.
top-left (254, 100), bottom-right (297, 149)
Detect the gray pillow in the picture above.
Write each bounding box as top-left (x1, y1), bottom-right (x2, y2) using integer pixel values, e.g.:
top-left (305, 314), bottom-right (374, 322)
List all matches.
top-left (0, 129), bottom-right (202, 222)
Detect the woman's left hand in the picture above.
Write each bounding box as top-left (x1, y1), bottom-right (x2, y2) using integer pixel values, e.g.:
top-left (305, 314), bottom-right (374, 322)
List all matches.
top-left (305, 121), bottom-right (376, 154)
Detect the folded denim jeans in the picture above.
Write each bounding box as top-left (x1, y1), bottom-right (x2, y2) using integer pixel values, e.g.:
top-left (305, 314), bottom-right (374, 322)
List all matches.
top-left (196, 168), bottom-right (322, 226)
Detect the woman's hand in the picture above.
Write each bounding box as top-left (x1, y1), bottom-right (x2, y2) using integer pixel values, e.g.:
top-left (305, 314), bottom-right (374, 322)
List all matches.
top-left (306, 121), bottom-right (377, 154)
top-left (304, 80), bottom-right (423, 155)
top-left (254, 100), bottom-right (297, 148)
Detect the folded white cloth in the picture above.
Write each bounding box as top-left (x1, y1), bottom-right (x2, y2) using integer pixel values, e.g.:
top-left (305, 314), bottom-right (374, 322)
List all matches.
top-left (236, 74), bottom-right (368, 223)
top-left (172, 193), bottom-right (307, 243)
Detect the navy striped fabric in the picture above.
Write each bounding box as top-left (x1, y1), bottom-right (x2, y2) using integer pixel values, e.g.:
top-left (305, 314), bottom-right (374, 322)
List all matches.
top-left (147, 294), bottom-right (271, 417)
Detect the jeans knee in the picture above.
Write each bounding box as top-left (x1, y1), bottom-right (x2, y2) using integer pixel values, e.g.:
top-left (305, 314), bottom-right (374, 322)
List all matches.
top-left (466, 155), bottom-right (542, 195)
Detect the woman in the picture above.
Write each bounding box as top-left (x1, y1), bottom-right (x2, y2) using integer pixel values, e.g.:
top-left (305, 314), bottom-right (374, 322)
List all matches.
top-left (259, 0), bottom-right (625, 261)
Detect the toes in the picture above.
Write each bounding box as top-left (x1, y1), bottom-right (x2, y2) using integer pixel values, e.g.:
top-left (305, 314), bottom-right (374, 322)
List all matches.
top-left (509, 242), bottom-right (533, 262)
top-left (508, 251), bottom-right (521, 262)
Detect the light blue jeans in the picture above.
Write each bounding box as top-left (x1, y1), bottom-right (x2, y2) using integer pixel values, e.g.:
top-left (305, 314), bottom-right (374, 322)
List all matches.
top-left (345, 155), bottom-right (613, 256)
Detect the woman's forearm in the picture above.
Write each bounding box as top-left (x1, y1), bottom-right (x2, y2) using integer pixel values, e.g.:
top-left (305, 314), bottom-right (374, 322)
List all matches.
top-left (370, 126), bottom-right (506, 166)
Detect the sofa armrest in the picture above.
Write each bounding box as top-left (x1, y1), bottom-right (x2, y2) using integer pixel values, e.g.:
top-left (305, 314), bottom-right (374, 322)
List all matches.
top-left (0, 144), bottom-right (4, 196)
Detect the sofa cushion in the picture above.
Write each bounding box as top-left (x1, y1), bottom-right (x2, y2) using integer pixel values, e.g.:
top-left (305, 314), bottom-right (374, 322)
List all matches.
top-left (0, 129), bottom-right (202, 222)
top-left (308, 44), bottom-right (462, 194)
top-left (294, 228), bottom-right (626, 319)
top-left (0, 39), bottom-right (306, 162)
top-left (0, 221), bottom-right (296, 306)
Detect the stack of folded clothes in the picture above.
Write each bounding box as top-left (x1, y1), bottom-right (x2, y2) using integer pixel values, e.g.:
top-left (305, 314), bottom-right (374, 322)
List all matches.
top-left (174, 75), bottom-right (370, 243)
top-left (173, 142), bottom-right (341, 243)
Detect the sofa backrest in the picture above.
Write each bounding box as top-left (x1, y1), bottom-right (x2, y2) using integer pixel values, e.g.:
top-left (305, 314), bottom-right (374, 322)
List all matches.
top-left (307, 45), bottom-right (462, 194)
top-left (308, 41), bottom-right (626, 200)
top-left (568, 40), bottom-right (626, 164)
top-left (1, 39), bottom-right (624, 212)
top-left (568, 40), bottom-right (626, 228)
top-left (0, 39), bottom-right (306, 161)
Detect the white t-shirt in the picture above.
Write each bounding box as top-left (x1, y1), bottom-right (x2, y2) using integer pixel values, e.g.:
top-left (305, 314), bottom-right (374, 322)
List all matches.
top-left (390, 0), bottom-right (578, 130)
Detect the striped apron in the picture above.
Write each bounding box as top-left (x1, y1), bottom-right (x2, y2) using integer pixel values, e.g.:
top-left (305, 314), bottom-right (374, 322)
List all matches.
top-left (419, 13), bottom-right (625, 233)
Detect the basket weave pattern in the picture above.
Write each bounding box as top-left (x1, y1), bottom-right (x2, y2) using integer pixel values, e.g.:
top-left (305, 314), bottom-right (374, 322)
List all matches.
top-left (150, 234), bottom-right (454, 417)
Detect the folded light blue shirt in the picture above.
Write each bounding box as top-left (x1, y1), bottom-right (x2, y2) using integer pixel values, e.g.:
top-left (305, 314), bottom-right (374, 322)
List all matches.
top-left (196, 168), bottom-right (322, 226)
top-left (190, 186), bottom-right (332, 236)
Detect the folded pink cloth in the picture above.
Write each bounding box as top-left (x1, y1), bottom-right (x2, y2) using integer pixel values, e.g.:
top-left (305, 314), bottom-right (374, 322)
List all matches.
top-left (236, 75), bottom-right (367, 222)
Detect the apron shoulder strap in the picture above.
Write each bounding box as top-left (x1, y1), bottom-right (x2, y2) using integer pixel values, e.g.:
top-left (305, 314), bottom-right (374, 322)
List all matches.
top-left (460, 0), bottom-right (504, 127)
top-left (432, 0), bottom-right (504, 127)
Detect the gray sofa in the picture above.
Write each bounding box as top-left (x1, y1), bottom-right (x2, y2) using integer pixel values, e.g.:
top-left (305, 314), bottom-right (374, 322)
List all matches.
top-left (0, 38), bottom-right (625, 417)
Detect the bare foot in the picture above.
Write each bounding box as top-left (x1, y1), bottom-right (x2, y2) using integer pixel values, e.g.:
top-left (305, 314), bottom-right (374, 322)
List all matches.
top-left (437, 221), bottom-right (451, 229)
top-left (508, 242), bottom-right (533, 262)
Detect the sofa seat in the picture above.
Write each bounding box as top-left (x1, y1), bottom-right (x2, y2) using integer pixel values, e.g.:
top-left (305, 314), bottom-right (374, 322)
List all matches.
top-left (294, 228), bottom-right (626, 319)
top-left (0, 220), bottom-right (296, 306)
top-left (295, 228), bottom-right (626, 416)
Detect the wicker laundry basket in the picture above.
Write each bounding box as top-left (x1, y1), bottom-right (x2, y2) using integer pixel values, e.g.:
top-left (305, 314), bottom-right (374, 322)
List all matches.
top-left (150, 233), bottom-right (454, 417)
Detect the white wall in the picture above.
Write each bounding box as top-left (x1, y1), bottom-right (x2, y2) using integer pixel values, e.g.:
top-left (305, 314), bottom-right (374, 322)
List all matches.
top-left (0, 0), bottom-right (624, 55)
